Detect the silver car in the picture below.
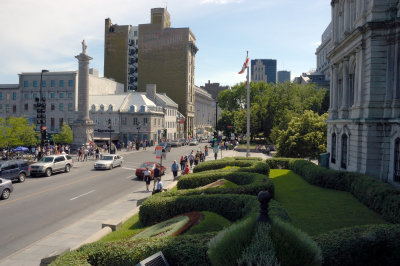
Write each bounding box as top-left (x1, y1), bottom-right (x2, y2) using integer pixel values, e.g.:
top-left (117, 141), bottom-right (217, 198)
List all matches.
top-left (0, 178), bottom-right (14, 200)
top-left (30, 154), bottom-right (74, 177)
top-left (94, 154), bottom-right (123, 170)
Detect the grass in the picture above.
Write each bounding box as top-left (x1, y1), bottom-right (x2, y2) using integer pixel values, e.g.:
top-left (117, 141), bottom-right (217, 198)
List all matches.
top-left (185, 211), bottom-right (231, 235)
top-left (99, 213), bottom-right (143, 242)
top-left (269, 169), bottom-right (388, 236)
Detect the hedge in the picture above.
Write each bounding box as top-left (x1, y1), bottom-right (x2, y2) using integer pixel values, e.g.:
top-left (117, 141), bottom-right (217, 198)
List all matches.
top-left (266, 158), bottom-right (400, 223)
top-left (193, 159), bottom-right (270, 176)
top-left (314, 224), bottom-right (400, 266)
top-left (52, 233), bottom-right (215, 266)
top-left (175, 171), bottom-right (274, 197)
top-left (139, 194), bottom-right (258, 226)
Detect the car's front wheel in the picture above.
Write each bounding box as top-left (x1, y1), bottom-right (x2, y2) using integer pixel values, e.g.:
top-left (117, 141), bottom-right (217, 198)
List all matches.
top-left (18, 173), bottom-right (26, 183)
top-left (109, 164), bottom-right (113, 170)
top-left (65, 164), bottom-right (71, 173)
top-left (1, 189), bottom-right (10, 200)
top-left (45, 168), bottom-right (52, 177)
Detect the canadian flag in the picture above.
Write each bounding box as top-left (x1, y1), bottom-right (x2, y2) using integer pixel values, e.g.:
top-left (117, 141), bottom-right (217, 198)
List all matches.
top-left (238, 56), bottom-right (249, 74)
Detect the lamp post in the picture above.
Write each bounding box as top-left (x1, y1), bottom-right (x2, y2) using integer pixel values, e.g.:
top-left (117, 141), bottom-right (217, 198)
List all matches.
top-left (39, 70), bottom-right (49, 148)
top-left (215, 101), bottom-right (218, 131)
top-left (108, 118), bottom-right (112, 153)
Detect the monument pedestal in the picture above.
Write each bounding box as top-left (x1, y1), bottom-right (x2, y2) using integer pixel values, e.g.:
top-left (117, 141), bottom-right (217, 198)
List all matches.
top-left (71, 120), bottom-right (95, 151)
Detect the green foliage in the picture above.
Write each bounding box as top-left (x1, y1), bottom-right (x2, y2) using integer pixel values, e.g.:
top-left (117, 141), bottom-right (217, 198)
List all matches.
top-left (276, 110), bottom-right (328, 159)
top-left (270, 217), bottom-right (322, 266)
top-left (52, 122), bottom-right (73, 144)
top-left (100, 213), bottom-right (142, 242)
top-left (314, 224), bottom-right (400, 266)
top-left (266, 157), bottom-right (293, 169)
top-left (193, 158), bottom-right (270, 176)
top-left (131, 216), bottom-right (189, 240)
top-left (139, 194), bottom-right (258, 226)
top-left (185, 211), bottom-right (231, 235)
top-left (208, 212), bottom-right (258, 266)
top-left (237, 223), bottom-right (279, 266)
top-left (0, 117), bottom-right (38, 148)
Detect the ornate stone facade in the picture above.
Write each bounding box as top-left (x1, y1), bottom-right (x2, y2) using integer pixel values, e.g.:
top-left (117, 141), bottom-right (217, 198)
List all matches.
top-left (327, 0), bottom-right (400, 185)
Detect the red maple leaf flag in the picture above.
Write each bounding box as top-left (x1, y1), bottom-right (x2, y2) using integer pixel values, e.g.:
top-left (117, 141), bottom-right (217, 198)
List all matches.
top-left (238, 56), bottom-right (249, 74)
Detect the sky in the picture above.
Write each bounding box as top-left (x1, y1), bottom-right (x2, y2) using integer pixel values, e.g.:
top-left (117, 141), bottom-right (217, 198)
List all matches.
top-left (0, 0), bottom-right (331, 87)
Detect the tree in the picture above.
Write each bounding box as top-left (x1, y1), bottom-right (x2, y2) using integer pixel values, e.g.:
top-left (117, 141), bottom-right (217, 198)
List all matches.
top-left (52, 123), bottom-right (73, 144)
top-left (276, 110), bottom-right (328, 159)
top-left (0, 117), bottom-right (38, 148)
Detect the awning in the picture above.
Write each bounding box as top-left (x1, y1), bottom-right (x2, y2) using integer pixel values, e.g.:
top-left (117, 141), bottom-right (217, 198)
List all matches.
top-left (94, 132), bottom-right (120, 141)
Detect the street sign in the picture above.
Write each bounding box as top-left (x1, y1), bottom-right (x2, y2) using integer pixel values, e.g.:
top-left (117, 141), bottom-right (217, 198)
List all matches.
top-left (155, 146), bottom-right (163, 159)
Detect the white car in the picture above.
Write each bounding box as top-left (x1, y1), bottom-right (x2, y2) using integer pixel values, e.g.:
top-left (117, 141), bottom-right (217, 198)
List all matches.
top-left (189, 140), bottom-right (198, 146)
top-left (94, 154), bottom-right (123, 170)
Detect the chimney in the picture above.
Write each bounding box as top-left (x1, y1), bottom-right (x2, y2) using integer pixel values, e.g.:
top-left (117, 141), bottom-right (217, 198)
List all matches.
top-left (146, 84), bottom-right (156, 101)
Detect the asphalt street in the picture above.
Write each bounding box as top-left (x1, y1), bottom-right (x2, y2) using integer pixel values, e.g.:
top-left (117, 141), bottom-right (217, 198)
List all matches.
top-left (0, 144), bottom-right (204, 261)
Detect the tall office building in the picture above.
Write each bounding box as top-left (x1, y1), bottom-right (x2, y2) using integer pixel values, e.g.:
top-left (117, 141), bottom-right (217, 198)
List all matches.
top-left (251, 59), bottom-right (277, 84)
top-left (104, 18), bottom-right (138, 92)
top-left (277, 70), bottom-right (291, 83)
top-left (137, 8), bottom-right (198, 137)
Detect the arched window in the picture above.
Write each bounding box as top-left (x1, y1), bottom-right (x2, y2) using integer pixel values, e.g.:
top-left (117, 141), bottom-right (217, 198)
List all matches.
top-left (108, 104), bottom-right (113, 112)
top-left (331, 133), bottom-right (336, 163)
top-left (394, 138), bottom-right (400, 182)
top-left (341, 134), bottom-right (348, 169)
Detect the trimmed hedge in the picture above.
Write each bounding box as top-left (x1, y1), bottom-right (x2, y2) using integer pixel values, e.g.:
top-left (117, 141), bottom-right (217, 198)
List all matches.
top-left (314, 224), bottom-right (400, 266)
top-left (267, 158), bottom-right (400, 223)
top-left (226, 156), bottom-right (263, 161)
top-left (139, 194), bottom-right (258, 226)
top-left (271, 217), bottom-right (322, 266)
top-left (193, 159), bottom-right (270, 176)
top-left (175, 171), bottom-right (274, 197)
top-left (52, 233), bottom-right (215, 266)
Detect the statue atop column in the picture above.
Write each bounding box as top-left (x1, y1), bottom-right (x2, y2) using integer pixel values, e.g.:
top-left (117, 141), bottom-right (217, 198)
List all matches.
top-left (82, 40), bottom-right (87, 54)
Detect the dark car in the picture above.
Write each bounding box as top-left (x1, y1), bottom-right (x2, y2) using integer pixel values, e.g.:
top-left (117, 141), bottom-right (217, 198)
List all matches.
top-left (179, 139), bottom-right (188, 146)
top-left (170, 140), bottom-right (182, 147)
top-left (0, 160), bottom-right (29, 182)
top-left (0, 178), bottom-right (14, 200)
top-left (135, 162), bottom-right (166, 179)
top-left (156, 142), bottom-right (171, 152)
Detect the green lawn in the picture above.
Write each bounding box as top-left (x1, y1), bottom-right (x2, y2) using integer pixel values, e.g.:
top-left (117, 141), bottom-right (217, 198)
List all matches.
top-left (270, 169), bottom-right (388, 236)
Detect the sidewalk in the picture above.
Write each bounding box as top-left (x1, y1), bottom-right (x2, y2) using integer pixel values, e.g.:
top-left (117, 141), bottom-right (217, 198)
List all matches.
top-left (0, 147), bottom-right (268, 266)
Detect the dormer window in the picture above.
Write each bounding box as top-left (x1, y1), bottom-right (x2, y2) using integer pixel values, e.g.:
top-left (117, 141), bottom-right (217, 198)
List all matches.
top-left (91, 104), bottom-right (96, 111)
top-left (100, 104), bottom-right (105, 112)
top-left (130, 105), bottom-right (136, 112)
top-left (108, 104), bottom-right (113, 112)
top-left (140, 105), bottom-right (146, 112)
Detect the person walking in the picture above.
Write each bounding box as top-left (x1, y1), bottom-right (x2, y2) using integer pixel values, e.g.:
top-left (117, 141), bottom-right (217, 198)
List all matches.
top-left (83, 147), bottom-right (88, 162)
top-left (171, 160), bottom-right (179, 179)
top-left (183, 163), bottom-right (190, 175)
top-left (180, 156), bottom-right (185, 171)
top-left (143, 166), bottom-right (151, 191)
top-left (153, 165), bottom-right (161, 191)
top-left (204, 145), bottom-right (208, 157)
top-left (188, 151), bottom-right (194, 168)
top-left (95, 147), bottom-right (100, 160)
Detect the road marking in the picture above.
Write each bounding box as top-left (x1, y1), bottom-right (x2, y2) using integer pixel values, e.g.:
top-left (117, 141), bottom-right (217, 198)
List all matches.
top-left (70, 190), bottom-right (95, 201)
top-left (122, 167), bottom-right (136, 171)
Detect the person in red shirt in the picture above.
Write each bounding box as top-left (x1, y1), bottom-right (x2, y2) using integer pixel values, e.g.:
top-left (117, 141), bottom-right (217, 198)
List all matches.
top-left (184, 163), bottom-right (190, 175)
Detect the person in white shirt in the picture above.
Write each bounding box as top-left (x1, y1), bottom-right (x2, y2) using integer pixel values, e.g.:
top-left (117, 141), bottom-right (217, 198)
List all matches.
top-left (153, 178), bottom-right (163, 194)
top-left (143, 167), bottom-right (151, 191)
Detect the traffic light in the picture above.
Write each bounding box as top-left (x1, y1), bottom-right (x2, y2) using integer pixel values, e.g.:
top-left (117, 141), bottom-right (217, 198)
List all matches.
top-left (213, 131), bottom-right (218, 141)
top-left (163, 129), bottom-right (167, 137)
top-left (41, 129), bottom-right (47, 141)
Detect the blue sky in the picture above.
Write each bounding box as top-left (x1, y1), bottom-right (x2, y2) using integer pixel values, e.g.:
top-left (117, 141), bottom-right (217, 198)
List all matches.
top-left (0, 0), bottom-right (331, 87)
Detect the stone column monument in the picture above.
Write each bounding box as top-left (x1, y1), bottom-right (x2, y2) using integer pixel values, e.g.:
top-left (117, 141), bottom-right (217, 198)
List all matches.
top-left (71, 40), bottom-right (95, 150)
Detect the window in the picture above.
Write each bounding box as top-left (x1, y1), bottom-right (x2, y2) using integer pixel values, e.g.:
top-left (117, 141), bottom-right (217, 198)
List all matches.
top-left (50, 92), bottom-right (55, 99)
top-left (51, 80), bottom-right (55, 87)
top-left (33, 80), bottom-right (38, 87)
top-left (331, 133), bottom-right (336, 163)
top-left (51, 118), bottom-right (55, 131)
top-left (341, 134), bottom-right (348, 169)
top-left (122, 117), bottom-right (127, 125)
top-left (42, 80), bottom-right (46, 87)
top-left (33, 93), bottom-right (38, 100)
top-left (59, 80), bottom-right (64, 87)
top-left (6, 104), bottom-right (10, 113)
top-left (24, 93), bottom-right (29, 100)
top-left (13, 105), bottom-right (16, 113)
top-left (24, 80), bottom-right (29, 87)
top-left (24, 104), bottom-right (28, 111)
top-left (158, 118), bottom-right (160, 126)
top-left (68, 103), bottom-right (73, 111)
top-left (12, 92), bottom-right (16, 100)
top-left (59, 92), bottom-right (64, 99)
top-left (68, 80), bottom-right (73, 87)
top-left (154, 118), bottom-right (156, 126)
top-left (0, 104), bottom-right (2, 113)
top-left (0, 92), bottom-right (2, 100)
top-left (100, 105), bottom-right (104, 111)
top-left (143, 117), bottom-right (148, 124)
top-left (59, 103), bottom-right (64, 111)
top-left (133, 117), bottom-right (138, 125)
top-left (68, 92), bottom-right (73, 98)
top-left (134, 30), bottom-right (138, 37)
top-left (59, 118), bottom-right (63, 129)
top-left (51, 104), bottom-right (55, 111)
top-left (94, 117), bottom-right (99, 125)
top-left (41, 93), bottom-right (46, 100)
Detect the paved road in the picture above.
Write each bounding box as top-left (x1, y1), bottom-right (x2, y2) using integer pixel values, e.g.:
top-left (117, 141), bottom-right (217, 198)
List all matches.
top-left (0, 144), bottom-right (202, 261)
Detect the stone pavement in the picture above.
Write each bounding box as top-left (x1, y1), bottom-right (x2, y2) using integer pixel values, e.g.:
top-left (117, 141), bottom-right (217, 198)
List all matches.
top-left (0, 147), bottom-right (268, 266)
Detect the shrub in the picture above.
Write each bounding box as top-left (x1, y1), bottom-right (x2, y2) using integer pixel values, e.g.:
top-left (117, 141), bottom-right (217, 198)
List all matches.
top-left (237, 223), bottom-right (279, 266)
top-left (231, 156), bottom-right (263, 161)
top-left (266, 157), bottom-right (293, 169)
top-left (139, 194), bottom-right (258, 226)
top-left (270, 217), bottom-right (322, 266)
top-left (269, 199), bottom-right (291, 222)
top-left (185, 211), bottom-right (231, 235)
top-left (314, 224), bottom-right (400, 266)
top-left (208, 212), bottom-right (258, 266)
top-left (193, 159), bottom-right (270, 176)
top-left (131, 215), bottom-right (189, 240)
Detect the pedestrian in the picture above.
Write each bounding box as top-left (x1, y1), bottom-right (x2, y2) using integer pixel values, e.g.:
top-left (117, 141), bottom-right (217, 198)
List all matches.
top-left (83, 147), bottom-right (88, 162)
top-left (152, 177), bottom-right (163, 194)
top-left (204, 145), bottom-right (208, 157)
top-left (180, 156), bottom-right (185, 171)
top-left (142, 141), bottom-right (146, 150)
top-left (95, 147), bottom-right (100, 160)
top-left (171, 160), bottom-right (179, 179)
top-left (143, 166), bottom-right (151, 191)
top-left (188, 151), bottom-right (194, 168)
top-left (194, 152), bottom-right (199, 166)
top-left (184, 163), bottom-right (190, 175)
top-left (153, 165), bottom-right (161, 191)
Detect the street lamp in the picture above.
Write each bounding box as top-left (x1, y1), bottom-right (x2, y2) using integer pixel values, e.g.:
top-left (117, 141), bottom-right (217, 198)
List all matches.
top-left (108, 118), bottom-right (112, 153)
top-left (39, 69), bottom-right (49, 148)
top-left (215, 101), bottom-right (218, 131)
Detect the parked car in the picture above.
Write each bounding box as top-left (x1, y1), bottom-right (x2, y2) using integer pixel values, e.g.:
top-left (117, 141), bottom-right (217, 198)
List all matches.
top-left (94, 154), bottom-right (123, 170)
top-left (189, 140), bottom-right (198, 146)
top-left (170, 140), bottom-right (182, 147)
top-left (0, 159), bottom-right (30, 182)
top-left (135, 162), bottom-right (166, 179)
top-left (0, 178), bottom-right (13, 200)
top-left (30, 154), bottom-right (74, 177)
top-left (156, 142), bottom-right (171, 152)
top-left (179, 139), bottom-right (188, 146)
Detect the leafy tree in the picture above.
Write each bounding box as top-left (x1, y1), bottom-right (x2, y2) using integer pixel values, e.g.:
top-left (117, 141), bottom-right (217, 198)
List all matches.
top-left (276, 110), bottom-right (328, 159)
top-left (0, 117), bottom-right (38, 148)
top-left (52, 123), bottom-right (73, 144)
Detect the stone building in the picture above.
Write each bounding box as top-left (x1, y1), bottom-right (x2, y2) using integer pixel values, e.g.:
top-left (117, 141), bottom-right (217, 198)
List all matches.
top-left (200, 80), bottom-right (229, 100)
top-left (194, 85), bottom-right (215, 138)
top-left (316, 23), bottom-right (332, 80)
top-left (0, 84), bottom-right (20, 116)
top-left (137, 8), bottom-right (198, 138)
top-left (327, 0), bottom-right (400, 185)
top-left (251, 59), bottom-right (277, 84)
top-left (104, 18), bottom-right (138, 92)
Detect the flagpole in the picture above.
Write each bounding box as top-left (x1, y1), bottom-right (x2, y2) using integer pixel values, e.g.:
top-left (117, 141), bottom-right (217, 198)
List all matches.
top-left (246, 51), bottom-right (250, 158)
